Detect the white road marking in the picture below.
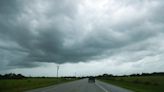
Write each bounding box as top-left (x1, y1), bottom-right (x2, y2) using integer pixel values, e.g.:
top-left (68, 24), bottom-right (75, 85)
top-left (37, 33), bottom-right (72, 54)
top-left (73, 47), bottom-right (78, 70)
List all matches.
top-left (95, 83), bottom-right (110, 92)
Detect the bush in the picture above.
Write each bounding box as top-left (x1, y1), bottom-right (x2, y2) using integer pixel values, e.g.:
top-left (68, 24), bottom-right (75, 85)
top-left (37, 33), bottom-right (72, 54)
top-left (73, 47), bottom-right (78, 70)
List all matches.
top-left (143, 81), bottom-right (151, 85)
top-left (133, 79), bottom-right (140, 84)
top-left (153, 82), bottom-right (159, 86)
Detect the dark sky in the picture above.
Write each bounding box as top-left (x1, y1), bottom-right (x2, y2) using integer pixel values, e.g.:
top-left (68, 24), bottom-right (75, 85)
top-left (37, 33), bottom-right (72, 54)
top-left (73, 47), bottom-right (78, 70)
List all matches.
top-left (0, 0), bottom-right (164, 76)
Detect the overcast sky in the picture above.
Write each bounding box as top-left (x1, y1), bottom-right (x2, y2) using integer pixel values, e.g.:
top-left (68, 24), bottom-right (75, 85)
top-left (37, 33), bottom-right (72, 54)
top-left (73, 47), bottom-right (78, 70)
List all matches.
top-left (0, 0), bottom-right (164, 77)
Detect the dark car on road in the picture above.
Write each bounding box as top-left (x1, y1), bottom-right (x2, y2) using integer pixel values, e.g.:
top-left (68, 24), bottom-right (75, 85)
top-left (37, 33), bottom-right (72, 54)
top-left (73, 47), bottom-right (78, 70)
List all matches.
top-left (88, 77), bottom-right (95, 83)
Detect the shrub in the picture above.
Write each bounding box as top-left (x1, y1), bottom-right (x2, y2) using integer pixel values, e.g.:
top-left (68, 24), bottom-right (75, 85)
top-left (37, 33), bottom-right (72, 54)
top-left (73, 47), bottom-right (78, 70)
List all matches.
top-left (133, 79), bottom-right (140, 84)
top-left (143, 81), bottom-right (151, 85)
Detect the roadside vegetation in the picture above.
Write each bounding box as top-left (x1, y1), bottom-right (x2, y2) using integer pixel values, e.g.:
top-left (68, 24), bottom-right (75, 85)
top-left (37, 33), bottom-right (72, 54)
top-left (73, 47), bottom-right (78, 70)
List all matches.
top-left (0, 73), bottom-right (77, 92)
top-left (98, 72), bottom-right (164, 92)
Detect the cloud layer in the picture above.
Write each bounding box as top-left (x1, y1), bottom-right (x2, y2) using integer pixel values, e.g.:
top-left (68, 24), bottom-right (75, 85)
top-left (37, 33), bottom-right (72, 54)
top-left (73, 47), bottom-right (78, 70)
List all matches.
top-left (0, 0), bottom-right (164, 71)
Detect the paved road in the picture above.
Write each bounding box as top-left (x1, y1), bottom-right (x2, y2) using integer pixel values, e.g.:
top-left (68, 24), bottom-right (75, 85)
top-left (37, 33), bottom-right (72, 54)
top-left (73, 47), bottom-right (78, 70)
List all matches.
top-left (26, 79), bottom-right (133, 92)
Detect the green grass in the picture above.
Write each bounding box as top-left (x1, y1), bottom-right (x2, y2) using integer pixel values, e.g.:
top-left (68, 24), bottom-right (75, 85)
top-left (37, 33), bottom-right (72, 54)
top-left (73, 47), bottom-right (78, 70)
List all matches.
top-left (100, 76), bottom-right (164, 92)
top-left (0, 78), bottom-right (76, 92)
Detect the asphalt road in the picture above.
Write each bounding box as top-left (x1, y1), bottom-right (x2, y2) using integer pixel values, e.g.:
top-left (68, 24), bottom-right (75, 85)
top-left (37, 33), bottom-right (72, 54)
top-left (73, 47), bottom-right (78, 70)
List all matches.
top-left (26, 79), bottom-right (133, 92)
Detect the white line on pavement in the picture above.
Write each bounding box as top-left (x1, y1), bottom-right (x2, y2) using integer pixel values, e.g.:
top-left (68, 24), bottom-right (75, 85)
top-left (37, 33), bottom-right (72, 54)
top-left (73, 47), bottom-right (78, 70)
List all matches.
top-left (95, 83), bottom-right (110, 92)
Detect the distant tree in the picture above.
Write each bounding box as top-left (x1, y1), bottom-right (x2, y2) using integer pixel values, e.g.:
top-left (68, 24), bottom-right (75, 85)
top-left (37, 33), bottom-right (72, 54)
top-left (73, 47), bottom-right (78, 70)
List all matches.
top-left (17, 74), bottom-right (25, 79)
top-left (130, 73), bottom-right (140, 77)
top-left (0, 74), bottom-right (2, 79)
top-left (102, 74), bottom-right (113, 77)
top-left (152, 72), bottom-right (164, 76)
top-left (0, 73), bottom-right (25, 79)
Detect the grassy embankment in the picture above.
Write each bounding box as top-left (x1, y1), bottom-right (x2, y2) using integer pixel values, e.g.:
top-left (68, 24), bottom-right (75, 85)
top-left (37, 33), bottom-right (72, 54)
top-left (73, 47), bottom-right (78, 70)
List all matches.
top-left (100, 76), bottom-right (164, 92)
top-left (0, 77), bottom-right (76, 92)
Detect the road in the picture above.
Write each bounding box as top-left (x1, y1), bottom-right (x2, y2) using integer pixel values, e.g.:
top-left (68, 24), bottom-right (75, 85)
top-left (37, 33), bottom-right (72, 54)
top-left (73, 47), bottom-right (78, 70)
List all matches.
top-left (26, 79), bottom-right (133, 92)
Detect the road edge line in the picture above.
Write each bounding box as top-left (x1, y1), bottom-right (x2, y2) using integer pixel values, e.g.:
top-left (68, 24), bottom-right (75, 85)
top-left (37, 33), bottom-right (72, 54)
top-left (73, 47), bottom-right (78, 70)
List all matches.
top-left (95, 83), bottom-right (109, 92)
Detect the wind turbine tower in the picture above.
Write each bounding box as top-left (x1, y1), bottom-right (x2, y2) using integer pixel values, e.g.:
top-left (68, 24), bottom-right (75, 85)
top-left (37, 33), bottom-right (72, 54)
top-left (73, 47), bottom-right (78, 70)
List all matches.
top-left (57, 65), bottom-right (60, 78)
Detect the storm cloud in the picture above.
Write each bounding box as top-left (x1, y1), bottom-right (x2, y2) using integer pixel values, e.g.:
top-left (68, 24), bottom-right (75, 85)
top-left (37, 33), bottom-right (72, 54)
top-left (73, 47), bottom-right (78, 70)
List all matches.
top-left (0, 0), bottom-right (164, 71)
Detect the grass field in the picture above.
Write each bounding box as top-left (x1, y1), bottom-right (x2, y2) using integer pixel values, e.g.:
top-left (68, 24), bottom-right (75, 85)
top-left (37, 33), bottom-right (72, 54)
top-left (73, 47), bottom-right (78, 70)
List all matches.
top-left (0, 78), bottom-right (75, 92)
top-left (100, 76), bottom-right (164, 92)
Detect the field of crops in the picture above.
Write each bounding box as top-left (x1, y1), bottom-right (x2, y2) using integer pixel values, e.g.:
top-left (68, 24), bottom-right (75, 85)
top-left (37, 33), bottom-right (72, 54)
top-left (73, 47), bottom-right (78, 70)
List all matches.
top-left (0, 78), bottom-right (74, 92)
top-left (100, 76), bottom-right (164, 92)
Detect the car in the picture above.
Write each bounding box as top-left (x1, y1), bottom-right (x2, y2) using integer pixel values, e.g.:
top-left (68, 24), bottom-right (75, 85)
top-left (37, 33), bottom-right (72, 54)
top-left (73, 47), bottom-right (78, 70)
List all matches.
top-left (88, 77), bottom-right (95, 83)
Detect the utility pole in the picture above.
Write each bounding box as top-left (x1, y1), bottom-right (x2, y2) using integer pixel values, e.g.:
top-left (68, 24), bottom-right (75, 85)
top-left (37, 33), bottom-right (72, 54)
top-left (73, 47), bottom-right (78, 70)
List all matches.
top-left (57, 65), bottom-right (60, 78)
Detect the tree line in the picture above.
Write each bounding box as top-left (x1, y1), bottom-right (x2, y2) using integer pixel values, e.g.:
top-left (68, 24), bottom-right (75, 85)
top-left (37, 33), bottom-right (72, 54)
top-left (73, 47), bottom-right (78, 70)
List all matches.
top-left (0, 73), bottom-right (25, 79)
top-left (97, 72), bottom-right (164, 78)
top-left (0, 72), bottom-right (164, 79)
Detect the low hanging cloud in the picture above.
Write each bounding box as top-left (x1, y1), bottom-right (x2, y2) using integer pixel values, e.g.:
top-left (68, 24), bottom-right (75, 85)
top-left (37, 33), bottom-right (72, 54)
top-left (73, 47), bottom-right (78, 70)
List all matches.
top-left (0, 0), bottom-right (164, 70)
